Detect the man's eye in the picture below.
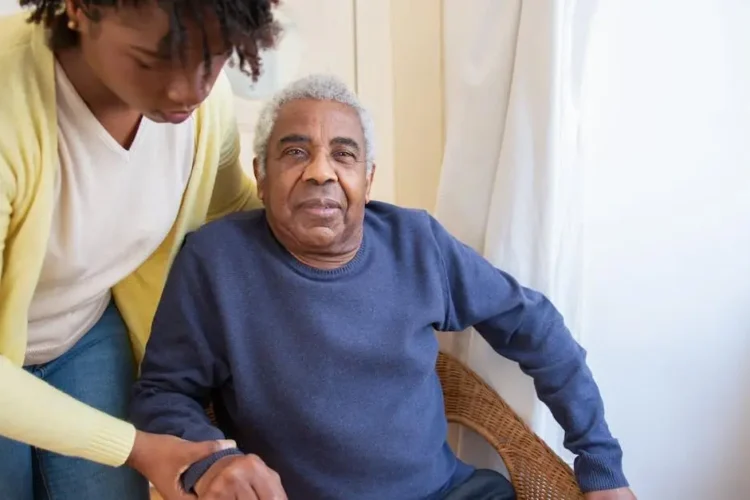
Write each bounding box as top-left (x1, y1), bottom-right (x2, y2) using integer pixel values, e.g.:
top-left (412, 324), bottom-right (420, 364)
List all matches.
top-left (333, 151), bottom-right (357, 164)
top-left (278, 148), bottom-right (307, 162)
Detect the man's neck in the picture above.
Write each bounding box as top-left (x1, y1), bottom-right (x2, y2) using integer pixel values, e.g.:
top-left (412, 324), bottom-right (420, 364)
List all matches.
top-left (269, 222), bottom-right (363, 270)
top-left (288, 246), bottom-right (360, 270)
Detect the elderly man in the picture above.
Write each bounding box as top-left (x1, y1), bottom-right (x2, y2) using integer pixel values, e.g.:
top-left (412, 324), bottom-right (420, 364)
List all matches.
top-left (130, 74), bottom-right (635, 500)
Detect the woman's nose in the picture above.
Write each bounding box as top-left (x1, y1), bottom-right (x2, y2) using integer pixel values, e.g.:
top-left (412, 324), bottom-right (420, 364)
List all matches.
top-left (167, 73), bottom-right (210, 108)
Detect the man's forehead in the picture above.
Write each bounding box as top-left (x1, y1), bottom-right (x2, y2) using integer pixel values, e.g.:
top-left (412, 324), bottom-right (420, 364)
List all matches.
top-left (272, 99), bottom-right (363, 138)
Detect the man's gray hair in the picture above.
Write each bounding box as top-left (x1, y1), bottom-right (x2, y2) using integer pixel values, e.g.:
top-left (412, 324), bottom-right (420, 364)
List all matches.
top-left (252, 74), bottom-right (376, 177)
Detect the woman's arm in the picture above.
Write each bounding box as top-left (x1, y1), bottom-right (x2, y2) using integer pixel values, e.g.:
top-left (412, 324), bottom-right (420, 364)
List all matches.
top-left (0, 357), bottom-right (235, 499)
top-left (0, 164), bottom-right (227, 500)
top-left (0, 157), bottom-right (136, 465)
top-left (0, 355), bottom-right (135, 465)
top-left (206, 74), bottom-right (263, 221)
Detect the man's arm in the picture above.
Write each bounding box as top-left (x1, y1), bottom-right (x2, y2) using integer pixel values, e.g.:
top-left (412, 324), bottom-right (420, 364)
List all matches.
top-left (130, 239), bottom-right (243, 492)
top-left (428, 215), bottom-right (629, 494)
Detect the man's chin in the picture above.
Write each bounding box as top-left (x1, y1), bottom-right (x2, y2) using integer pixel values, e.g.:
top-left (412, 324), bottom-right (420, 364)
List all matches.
top-left (296, 226), bottom-right (340, 247)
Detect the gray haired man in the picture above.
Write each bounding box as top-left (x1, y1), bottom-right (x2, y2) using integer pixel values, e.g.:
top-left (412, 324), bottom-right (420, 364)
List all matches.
top-left (130, 74), bottom-right (634, 500)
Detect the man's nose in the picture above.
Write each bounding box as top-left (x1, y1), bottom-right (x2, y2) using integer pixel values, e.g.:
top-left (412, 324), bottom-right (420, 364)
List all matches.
top-left (167, 71), bottom-right (210, 108)
top-left (301, 151), bottom-right (337, 185)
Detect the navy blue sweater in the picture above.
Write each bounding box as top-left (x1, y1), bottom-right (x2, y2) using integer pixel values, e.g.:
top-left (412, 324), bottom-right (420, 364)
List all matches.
top-left (130, 202), bottom-right (627, 499)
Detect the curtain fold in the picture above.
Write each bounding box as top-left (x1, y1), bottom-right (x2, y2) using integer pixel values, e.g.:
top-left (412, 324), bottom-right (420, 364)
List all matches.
top-left (436, 0), bottom-right (599, 467)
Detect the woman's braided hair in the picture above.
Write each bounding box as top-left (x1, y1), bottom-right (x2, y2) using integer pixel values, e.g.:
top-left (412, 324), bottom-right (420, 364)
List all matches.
top-left (21, 0), bottom-right (281, 81)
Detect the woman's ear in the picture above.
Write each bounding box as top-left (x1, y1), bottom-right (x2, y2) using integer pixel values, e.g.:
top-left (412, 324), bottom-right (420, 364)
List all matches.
top-left (64, 0), bottom-right (82, 27)
top-left (64, 0), bottom-right (96, 36)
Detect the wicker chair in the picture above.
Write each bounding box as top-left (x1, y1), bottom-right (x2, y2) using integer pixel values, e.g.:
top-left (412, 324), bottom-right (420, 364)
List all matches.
top-left (204, 351), bottom-right (584, 499)
top-left (437, 351), bottom-right (584, 499)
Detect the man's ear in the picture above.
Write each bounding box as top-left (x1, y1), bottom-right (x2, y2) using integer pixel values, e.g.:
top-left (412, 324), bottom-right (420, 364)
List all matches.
top-left (253, 157), bottom-right (265, 200)
top-left (364, 163), bottom-right (376, 204)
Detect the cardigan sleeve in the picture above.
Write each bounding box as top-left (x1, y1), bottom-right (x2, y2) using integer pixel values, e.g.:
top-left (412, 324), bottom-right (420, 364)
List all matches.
top-left (0, 173), bottom-right (134, 466)
top-left (206, 73), bottom-right (264, 222)
top-left (0, 72), bottom-right (135, 469)
top-left (0, 355), bottom-right (136, 466)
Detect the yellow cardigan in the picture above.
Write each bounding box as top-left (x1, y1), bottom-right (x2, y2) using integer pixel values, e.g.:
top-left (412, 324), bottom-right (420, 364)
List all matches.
top-left (0, 13), bottom-right (261, 466)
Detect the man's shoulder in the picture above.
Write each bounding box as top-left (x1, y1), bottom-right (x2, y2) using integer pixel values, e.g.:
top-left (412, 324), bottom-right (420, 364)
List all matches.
top-left (182, 209), bottom-right (266, 255)
top-left (365, 201), bottom-right (434, 232)
top-left (364, 201), bottom-right (455, 261)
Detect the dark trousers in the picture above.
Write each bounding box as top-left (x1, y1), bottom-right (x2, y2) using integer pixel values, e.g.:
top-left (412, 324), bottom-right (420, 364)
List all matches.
top-left (441, 469), bottom-right (516, 500)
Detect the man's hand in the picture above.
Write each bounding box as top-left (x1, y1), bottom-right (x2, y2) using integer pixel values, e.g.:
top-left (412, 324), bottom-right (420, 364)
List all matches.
top-left (126, 430), bottom-right (237, 500)
top-left (585, 488), bottom-right (637, 500)
top-left (195, 454), bottom-right (287, 500)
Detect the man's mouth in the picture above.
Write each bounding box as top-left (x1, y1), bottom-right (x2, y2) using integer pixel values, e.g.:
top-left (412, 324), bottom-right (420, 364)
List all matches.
top-left (297, 199), bottom-right (342, 217)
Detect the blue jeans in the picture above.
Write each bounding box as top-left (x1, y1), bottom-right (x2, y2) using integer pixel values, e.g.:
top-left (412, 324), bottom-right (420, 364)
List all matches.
top-left (442, 469), bottom-right (516, 500)
top-left (0, 302), bottom-right (149, 500)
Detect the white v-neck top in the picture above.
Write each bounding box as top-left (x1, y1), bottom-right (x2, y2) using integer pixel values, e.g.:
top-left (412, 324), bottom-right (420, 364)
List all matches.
top-left (25, 62), bottom-right (195, 365)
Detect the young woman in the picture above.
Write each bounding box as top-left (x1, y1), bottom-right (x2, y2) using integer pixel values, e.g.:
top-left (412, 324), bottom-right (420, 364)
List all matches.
top-left (0, 0), bottom-right (280, 498)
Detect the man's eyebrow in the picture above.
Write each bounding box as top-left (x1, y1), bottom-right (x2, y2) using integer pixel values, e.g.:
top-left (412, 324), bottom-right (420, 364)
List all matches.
top-left (278, 134), bottom-right (311, 144)
top-left (277, 135), bottom-right (361, 152)
top-left (331, 137), bottom-right (360, 151)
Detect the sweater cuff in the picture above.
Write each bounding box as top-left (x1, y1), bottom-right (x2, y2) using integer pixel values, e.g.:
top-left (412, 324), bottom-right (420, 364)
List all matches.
top-left (82, 420), bottom-right (137, 467)
top-left (181, 448), bottom-right (244, 493)
top-left (574, 451), bottom-right (629, 493)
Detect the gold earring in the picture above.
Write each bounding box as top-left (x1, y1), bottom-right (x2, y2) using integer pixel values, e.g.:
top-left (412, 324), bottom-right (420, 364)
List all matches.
top-left (67, 19), bottom-right (77, 30)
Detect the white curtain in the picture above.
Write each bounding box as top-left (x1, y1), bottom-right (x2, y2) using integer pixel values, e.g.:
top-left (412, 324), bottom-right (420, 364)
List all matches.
top-left (436, 0), bottom-right (599, 468)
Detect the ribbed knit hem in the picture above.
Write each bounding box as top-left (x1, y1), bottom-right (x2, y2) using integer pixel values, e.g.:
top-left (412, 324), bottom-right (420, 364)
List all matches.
top-left (182, 448), bottom-right (244, 493)
top-left (575, 452), bottom-right (629, 493)
top-left (79, 421), bottom-right (137, 467)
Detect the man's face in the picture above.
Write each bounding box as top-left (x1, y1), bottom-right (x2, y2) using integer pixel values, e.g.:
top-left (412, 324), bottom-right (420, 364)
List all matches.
top-left (255, 99), bottom-right (375, 254)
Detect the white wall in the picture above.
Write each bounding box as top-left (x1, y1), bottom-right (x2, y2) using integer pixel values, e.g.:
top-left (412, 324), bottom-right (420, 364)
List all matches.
top-left (0, 0), bottom-right (19, 15)
top-left (582, 2), bottom-right (750, 498)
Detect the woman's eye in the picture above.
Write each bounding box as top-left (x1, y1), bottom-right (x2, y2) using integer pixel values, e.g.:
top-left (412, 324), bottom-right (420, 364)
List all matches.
top-left (135, 58), bottom-right (158, 71)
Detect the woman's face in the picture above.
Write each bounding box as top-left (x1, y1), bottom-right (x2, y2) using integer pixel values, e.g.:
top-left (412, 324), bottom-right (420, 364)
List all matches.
top-left (67, 0), bottom-right (231, 123)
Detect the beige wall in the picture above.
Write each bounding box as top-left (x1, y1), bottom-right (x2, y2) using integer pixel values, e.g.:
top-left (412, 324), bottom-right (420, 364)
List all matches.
top-left (352, 0), bottom-right (445, 211)
top-left (389, 0), bottom-right (445, 212)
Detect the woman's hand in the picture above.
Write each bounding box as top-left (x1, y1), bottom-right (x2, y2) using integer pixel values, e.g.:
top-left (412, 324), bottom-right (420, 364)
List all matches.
top-left (126, 430), bottom-right (237, 500)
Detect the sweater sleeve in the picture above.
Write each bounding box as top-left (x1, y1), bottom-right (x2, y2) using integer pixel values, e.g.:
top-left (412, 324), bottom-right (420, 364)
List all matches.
top-left (0, 148), bottom-right (135, 467)
top-left (206, 72), bottom-right (263, 222)
top-left (428, 216), bottom-right (628, 493)
top-left (0, 355), bottom-right (136, 466)
top-left (130, 240), bottom-right (239, 491)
